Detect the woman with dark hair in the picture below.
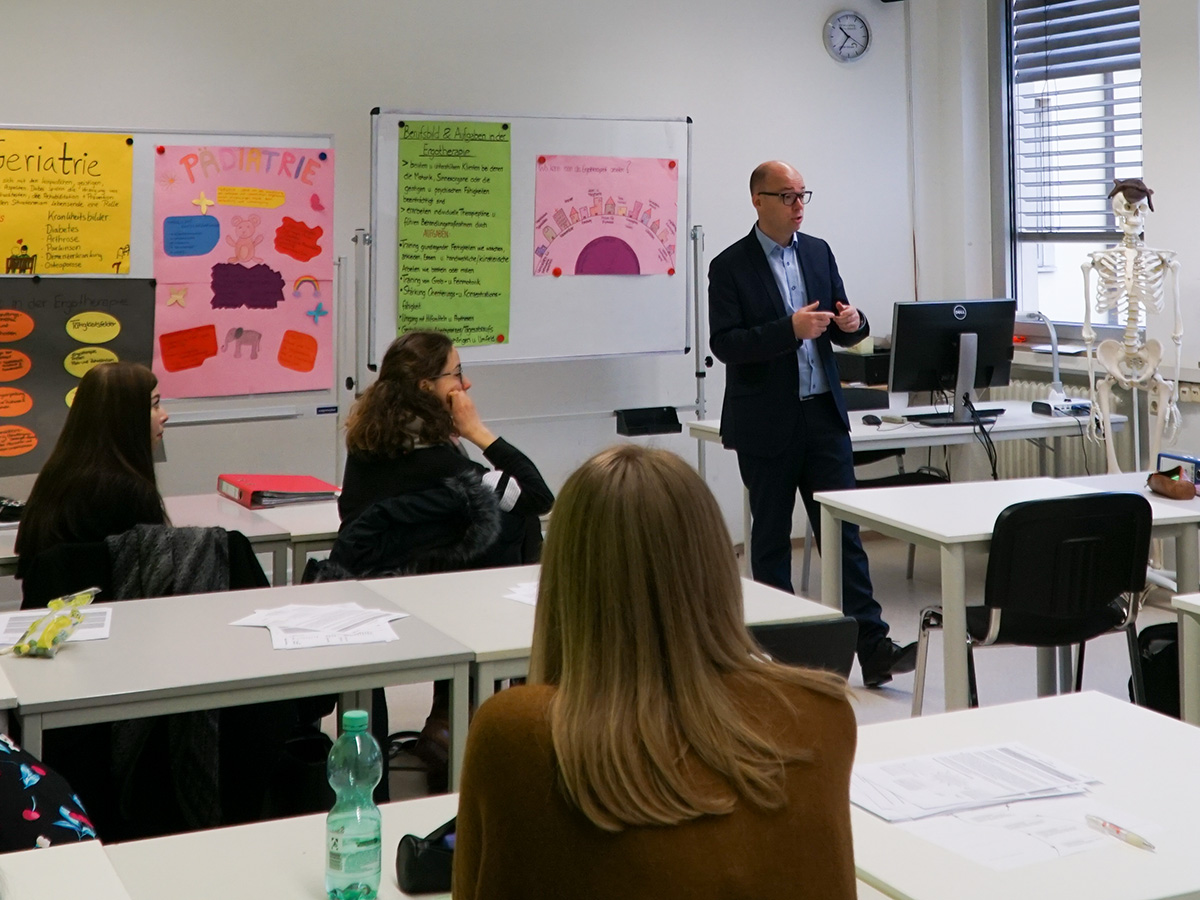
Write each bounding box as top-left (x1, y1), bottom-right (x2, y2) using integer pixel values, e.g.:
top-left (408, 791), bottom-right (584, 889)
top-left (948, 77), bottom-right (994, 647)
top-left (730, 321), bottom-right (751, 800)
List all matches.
top-left (333, 330), bottom-right (553, 789)
top-left (453, 445), bottom-right (857, 899)
top-left (15, 361), bottom-right (168, 578)
top-left (335, 329), bottom-right (553, 574)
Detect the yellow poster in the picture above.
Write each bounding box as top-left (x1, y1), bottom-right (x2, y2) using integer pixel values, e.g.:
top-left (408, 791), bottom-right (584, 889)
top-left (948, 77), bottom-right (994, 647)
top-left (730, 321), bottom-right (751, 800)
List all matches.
top-left (0, 130), bottom-right (134, 276)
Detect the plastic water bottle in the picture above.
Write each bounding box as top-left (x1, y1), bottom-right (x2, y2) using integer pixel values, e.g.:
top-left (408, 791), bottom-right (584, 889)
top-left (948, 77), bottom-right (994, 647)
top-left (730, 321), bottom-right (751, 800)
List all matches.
top-left (325, 710), bottom-right (383, 900)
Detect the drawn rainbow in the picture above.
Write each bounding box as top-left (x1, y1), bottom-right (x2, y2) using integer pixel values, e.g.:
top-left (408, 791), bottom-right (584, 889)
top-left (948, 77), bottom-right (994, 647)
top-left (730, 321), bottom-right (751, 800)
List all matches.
top-left (292, 275), bottom-right (321, 298)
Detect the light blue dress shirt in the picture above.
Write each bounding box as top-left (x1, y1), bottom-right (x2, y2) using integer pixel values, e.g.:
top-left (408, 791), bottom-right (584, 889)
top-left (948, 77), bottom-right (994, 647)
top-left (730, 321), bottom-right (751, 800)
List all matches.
top-left (755, 226), bottom-right (828, 398)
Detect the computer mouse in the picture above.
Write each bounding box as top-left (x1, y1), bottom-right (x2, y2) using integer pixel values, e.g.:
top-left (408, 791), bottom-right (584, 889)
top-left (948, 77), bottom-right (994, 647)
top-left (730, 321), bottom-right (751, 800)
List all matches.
top-left (861, 414), bottom-right (882, 426)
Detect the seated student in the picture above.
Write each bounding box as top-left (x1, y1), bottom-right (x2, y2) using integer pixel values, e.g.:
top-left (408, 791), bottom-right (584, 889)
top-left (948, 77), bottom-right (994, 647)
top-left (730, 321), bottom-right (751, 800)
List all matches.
top-left (12, 361), bottom-right (289, 839)
top-left (15, 360), bottom-right (169, 585)
top-left (335, 329), bottom-right (553, 575)
top-left (453, 446), bottom-right (857, 900)
top-left (331, 330), bottom-right (554, 788)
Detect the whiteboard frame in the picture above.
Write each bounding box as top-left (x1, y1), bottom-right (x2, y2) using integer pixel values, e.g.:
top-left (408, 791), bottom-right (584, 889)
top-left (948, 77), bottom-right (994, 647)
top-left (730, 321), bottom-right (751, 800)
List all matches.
top-left (367, 110), bottom-right (692, 373)
top-left (0, 122), bottom-right (339, 425)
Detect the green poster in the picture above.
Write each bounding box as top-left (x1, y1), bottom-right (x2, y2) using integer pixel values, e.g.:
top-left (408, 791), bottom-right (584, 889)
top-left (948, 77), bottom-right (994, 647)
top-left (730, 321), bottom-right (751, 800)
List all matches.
top-left (397, 121), bottom-right (511, 345)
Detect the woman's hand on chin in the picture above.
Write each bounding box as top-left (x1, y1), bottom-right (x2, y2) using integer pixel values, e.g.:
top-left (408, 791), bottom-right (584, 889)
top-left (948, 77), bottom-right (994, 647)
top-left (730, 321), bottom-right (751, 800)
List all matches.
top-left (448, 389), bottom-right (496, 450)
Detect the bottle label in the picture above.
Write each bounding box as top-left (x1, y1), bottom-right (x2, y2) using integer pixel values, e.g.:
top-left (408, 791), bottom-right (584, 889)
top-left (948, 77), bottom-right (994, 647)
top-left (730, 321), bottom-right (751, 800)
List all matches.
top-left (328, 832), bottom-right (382, 874)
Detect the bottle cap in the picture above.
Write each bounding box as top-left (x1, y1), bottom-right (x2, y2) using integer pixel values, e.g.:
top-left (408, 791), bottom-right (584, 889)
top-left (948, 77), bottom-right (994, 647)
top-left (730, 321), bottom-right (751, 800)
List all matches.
top-left (342, 709), bottom-right (369, 732)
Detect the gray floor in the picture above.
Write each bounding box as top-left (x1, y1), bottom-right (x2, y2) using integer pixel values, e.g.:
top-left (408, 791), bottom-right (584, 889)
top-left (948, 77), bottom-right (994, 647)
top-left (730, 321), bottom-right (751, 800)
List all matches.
top-left (365, 534), bottom-right (1174, 799)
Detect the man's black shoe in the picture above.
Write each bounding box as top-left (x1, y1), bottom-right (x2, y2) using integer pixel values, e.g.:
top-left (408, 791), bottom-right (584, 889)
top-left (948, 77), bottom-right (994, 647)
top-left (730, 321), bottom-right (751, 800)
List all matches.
top-left (860, 638), bottom-right (918, 688)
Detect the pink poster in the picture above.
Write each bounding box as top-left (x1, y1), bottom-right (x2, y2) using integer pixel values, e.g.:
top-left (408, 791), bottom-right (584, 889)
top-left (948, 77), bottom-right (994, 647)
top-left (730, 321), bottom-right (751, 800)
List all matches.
top-left (152, 145), bottom-right (334, 397)
top-left (533, 155), bottom-right (678, 277)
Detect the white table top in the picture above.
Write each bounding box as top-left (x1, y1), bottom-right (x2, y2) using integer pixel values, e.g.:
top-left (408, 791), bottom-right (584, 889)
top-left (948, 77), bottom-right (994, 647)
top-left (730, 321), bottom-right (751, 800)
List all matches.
top-left (360, 565), bottom-right (839, 665)
top-left (0, 840), bottom-right (132, 899)
top-left (0, 581), bottom-right (471, 718)
top-left (689, 399), bottom-right (1122, 452)
top-left (815, 476), bottom-right (1099, 545)
top-left (107, 793), bottom-right (459, 900)
top-left (1065, 472), bottom-right (1200, 526)
top-left (163, 494), bottom-right (291, 542)
top-left (253, 498), bottom-right (341, 542)
top-left (853, 692), bottom-right (1200, 900)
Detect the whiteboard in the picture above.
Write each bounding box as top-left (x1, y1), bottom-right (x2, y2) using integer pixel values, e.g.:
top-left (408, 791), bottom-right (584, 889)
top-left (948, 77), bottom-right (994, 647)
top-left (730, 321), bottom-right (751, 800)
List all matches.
top-left (369, 111), bottom-right (692, 367)
top-left (0, 124), bottom-right (338, 426)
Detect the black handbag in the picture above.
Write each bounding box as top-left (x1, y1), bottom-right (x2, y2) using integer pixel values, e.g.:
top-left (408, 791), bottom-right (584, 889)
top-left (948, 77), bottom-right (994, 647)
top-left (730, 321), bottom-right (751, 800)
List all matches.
top-left (396, 816), bottom-right (456, 894)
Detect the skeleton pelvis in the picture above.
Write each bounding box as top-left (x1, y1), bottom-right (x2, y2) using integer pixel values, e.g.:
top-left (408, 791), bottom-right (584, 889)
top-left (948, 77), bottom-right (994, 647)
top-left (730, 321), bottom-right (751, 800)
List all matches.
top-left (1097, 338), bottom-right (1162, 385)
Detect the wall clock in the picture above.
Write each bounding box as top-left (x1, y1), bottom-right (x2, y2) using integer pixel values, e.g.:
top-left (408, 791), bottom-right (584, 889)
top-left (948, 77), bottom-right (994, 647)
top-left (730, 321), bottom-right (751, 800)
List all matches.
top-left (824, 10), bottom-right (871, 63)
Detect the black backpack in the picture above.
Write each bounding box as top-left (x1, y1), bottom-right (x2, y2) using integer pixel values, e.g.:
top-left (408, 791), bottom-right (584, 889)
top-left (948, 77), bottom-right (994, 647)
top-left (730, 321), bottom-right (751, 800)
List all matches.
top-left (1130, 622), bottom-right (1179, 718)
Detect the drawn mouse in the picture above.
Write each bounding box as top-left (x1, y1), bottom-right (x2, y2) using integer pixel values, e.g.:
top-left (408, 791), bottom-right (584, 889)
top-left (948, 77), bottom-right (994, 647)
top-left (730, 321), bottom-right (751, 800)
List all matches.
top-left (226, 214), bottom-right (264, 265)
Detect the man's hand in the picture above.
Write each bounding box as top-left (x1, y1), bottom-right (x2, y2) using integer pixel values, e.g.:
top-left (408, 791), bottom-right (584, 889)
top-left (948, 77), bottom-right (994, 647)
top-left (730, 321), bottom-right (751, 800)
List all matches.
top-left (832, 301), bottom-right (861, 333)
top-left (792, 301), bottom-right (834, 340)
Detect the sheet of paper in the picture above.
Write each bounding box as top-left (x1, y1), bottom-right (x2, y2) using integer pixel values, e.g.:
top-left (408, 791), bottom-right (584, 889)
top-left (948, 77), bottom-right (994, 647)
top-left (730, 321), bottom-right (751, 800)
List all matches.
top-left (0, 607), bottom-right (111, 643)
top-left (504, 582), bottom-right (538, 606)
top-left (230, 602), bottom-right (408, 650)
top-left (851, 743), bottom-right (1097, 822)
top-left (900, 796), bottom-right (1159, 870)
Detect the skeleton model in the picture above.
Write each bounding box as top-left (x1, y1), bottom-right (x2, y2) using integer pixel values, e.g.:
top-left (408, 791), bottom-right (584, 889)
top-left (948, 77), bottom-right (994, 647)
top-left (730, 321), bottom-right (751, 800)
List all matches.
top-left (1081, 178), bottom-right (1182, 472)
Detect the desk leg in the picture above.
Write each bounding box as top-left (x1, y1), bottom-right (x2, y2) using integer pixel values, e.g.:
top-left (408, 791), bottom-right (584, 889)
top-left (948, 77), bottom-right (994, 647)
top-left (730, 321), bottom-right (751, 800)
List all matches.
top-left (1036, 648), bottom-right (1058, 696)
top-left (741, 487), bottom-right (752, 577)
top-left (819, 508), bottom-right (842, 610)
top-left (448, 661), bottom-right (470, 791)
top-left (20, 714), bottom-right (42, 758)
top-left (271, 544), bottom-right (288, 587)
top-left (1180, 610), bottom-right (1200, 726)
top-left (940, 544), bottom-right (970, 711)
top-left (1175, 524), bottom-right (1199, 596)
top-left (472, 662), bottom-right (496, 709)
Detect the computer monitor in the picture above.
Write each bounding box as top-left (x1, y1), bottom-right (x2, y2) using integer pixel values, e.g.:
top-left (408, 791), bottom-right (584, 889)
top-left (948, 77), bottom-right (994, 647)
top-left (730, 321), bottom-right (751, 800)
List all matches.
top-left (888, 299), bottom-right (1017, 426)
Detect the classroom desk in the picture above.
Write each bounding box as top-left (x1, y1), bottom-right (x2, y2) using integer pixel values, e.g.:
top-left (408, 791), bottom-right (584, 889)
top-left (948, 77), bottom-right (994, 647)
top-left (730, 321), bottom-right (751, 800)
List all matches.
top-left (107, 792), bottom-right (459, 900)
top-left (0, 581), bottom-right (475, 790)
top-left (253, 498), bottom-right (341, 585)
top-left (1170, 591), bottom-right (1200, 727)
top-left (815, 475), bottom-right (1200, 711)
top-left (163, 494), bottom-right (292, 586)
top-left (853, 692), bottom-right (1200, 900)
top-left (361, 564), bottom-right (842, 708)
top-left (0, 840), bottom-right (133, 900)
top-left (689, 400), bottom-right (1120, 569)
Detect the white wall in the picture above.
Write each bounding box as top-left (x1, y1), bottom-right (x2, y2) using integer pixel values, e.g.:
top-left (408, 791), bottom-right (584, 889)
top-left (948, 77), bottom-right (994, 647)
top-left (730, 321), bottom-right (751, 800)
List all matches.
top-left (1, 0), bottom-right (919, 539)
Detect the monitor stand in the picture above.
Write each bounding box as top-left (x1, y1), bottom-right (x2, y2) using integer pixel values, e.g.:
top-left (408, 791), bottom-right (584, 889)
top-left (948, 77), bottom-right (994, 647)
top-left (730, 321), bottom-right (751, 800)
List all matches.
top-left (906, 333), bottom-right (994, 427)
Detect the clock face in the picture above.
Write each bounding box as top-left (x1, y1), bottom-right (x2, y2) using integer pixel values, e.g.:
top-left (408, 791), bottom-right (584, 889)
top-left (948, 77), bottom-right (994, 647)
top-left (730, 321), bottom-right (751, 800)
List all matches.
top-left (824, 10), bottom-right (871, 62)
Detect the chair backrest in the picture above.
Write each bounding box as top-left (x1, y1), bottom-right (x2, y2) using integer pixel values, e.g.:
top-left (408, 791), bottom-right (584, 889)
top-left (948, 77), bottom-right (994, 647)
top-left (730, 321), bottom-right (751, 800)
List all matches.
top-left (985, 492), bottom-right (1151, 618)
top-left (749, 616), bottom-right (858, 678)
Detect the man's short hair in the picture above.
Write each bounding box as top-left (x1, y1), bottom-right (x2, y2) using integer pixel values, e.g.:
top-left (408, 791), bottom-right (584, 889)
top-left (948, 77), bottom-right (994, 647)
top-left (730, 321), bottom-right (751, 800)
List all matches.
top-left (749, 162), bottom-right (775, 194)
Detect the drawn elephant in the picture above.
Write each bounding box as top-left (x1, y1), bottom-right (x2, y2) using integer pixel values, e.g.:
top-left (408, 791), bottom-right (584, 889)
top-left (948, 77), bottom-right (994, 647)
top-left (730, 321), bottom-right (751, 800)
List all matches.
top-left (222, 327), bottom-right (262, 360)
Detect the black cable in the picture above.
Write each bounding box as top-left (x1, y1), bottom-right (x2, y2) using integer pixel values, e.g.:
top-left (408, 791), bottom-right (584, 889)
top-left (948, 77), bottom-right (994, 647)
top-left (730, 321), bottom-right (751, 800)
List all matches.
top-left (963, 392), bottom-right (999, 479)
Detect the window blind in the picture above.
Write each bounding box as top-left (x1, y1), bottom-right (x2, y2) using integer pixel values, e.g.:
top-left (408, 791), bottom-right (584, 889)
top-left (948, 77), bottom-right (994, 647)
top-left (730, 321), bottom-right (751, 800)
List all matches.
top-left (1010, 0), bottom-right (1141, 238)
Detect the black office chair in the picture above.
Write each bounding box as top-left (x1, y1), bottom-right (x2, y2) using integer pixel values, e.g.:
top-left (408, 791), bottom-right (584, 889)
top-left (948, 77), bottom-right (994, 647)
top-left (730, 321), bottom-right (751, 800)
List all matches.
top-left (749, 616), bottom-right (859, 679)
top-left (800, 388), bottom-right (949, 593)
top-left (911, 492), bottom-right (1152, 715)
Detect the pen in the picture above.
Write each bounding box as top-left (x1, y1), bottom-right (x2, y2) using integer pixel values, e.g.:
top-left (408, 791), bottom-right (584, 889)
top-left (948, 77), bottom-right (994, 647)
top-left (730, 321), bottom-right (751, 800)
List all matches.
top-left (1085, 814), bottom-right (1156, 852)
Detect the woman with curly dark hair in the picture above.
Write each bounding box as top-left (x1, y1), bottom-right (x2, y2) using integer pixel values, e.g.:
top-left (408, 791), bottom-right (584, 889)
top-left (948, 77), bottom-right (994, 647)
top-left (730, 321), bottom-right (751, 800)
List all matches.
top-left (334, 331), bottom-right (553, 789)
top-left (337, 330), bottom-right (553, 568)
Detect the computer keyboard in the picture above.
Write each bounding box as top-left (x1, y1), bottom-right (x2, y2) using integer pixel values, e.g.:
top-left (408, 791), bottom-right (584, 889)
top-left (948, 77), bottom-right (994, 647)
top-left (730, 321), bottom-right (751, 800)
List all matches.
top-left (904, 407), bottom-right (1006, 426)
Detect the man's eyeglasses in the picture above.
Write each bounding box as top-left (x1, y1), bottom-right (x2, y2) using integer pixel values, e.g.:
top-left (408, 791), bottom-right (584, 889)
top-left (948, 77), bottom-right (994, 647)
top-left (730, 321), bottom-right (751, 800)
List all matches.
top-left (434, 366), bottom-right (465, 384)
top-left (757, 190), bottom-right (813, 206)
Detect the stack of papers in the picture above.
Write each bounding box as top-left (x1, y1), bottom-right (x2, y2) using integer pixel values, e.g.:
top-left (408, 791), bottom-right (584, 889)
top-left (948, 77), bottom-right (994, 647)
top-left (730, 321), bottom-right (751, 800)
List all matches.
top-left (231, 602), bottom-right (408, 650)
top-left (851, 743), bottom-right (1098, 822)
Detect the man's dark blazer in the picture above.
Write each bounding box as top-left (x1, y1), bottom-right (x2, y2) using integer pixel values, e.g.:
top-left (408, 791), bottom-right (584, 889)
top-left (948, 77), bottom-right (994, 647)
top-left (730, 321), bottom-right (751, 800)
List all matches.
top-left (708, 227), bottom-right (870, 457)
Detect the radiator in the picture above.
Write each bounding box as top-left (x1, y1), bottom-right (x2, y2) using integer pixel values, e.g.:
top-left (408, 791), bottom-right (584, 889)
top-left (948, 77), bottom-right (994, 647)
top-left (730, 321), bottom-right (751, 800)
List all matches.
top-left (986, 380), bottom-right (1118, 479)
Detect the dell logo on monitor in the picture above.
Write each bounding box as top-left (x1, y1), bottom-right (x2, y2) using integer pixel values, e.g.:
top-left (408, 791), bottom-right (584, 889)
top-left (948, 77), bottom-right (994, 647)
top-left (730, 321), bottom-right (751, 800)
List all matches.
top-left (953, 304), bottom-right (967, 320)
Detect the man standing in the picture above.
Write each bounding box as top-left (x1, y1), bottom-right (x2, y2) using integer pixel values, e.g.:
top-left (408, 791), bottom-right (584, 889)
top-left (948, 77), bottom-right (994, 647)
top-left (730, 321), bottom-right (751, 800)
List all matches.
top-left (708, 160), bottom-right (915, 687)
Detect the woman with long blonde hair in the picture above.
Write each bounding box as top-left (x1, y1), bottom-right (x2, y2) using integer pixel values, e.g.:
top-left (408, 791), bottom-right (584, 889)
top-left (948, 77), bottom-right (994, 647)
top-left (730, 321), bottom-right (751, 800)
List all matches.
top-left (453, 444), bottom-right (856, 899)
